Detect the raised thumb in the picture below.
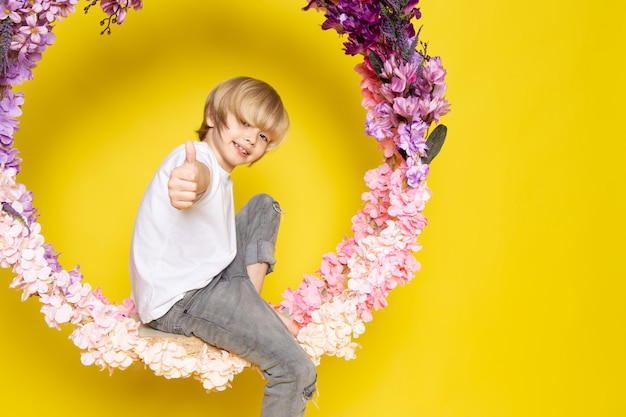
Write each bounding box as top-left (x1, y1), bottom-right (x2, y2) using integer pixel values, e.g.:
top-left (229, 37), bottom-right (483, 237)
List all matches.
top-left (184, 140), bottom-right (196, 166)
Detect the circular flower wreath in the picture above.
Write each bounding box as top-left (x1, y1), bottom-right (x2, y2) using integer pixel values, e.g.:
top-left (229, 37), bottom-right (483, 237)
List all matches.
top-left (0, 0), bottom-right (449, 392)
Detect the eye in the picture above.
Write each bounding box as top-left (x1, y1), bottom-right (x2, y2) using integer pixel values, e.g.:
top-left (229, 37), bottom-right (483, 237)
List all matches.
top-left (240, 119), bottom-right (249, 127)
top-left (259, 133), bottom-right (269, 142)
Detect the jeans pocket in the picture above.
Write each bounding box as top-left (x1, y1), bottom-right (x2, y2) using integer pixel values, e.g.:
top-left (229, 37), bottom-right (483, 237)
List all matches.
top-left (180, 286), bottom-right (206, 314)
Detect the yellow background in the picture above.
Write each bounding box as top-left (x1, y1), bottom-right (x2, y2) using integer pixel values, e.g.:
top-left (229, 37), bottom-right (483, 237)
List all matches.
top-left (1, 1), bottom-right (625, 416)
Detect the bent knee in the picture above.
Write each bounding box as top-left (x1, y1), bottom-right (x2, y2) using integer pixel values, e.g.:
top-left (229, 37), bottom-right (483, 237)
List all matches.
top-left (250, 193), bottom-right (274, 206)
top-left (293, 357), bottom-right (317, 395)
top-left (250, 193), bottom-right (283, 214)
top-left (286, 359), bottom-right (317, 402)
top-left (272, 356), bottom-right (317, 387)
top-left (298, 358), bottom-right (316, 383)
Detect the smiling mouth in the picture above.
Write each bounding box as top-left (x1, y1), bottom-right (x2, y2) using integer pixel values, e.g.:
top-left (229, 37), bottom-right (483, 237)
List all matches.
top-left (234, 142), bottom-right (249, 156)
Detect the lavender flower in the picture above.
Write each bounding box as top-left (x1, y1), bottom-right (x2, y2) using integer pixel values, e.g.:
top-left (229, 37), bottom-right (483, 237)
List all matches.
top-left (365, 101), bottom-right (398, 141)
top-left (0, 1), bottom-right (22, 24)
top-left (0, 147), bottom-right (20, 171)
top-left (406, 163), bottom-right (429, 188)
top-left (397, 118), bottom-right (427, 159)
top-left (0, 18), bottom-right (12, 84)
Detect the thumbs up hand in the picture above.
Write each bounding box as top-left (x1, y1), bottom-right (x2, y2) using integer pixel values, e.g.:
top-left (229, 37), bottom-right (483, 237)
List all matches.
top-left (168, 141), bottom-right (209, 210)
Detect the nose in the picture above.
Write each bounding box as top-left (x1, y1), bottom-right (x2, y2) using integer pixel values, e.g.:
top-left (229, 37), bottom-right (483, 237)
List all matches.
top-left (245, 127), bottom-right (260, 145)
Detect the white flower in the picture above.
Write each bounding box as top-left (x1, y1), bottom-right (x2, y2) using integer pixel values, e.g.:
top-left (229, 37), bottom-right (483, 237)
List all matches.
top-left (297, 299), bottom-right (364, 365)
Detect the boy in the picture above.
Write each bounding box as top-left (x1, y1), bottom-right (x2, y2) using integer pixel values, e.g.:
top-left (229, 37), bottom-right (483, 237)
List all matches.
top-left (129, 76), bottom-right (317, 417)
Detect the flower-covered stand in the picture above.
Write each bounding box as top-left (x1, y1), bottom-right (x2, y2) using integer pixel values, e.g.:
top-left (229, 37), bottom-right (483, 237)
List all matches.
top-left (1, 0), bottom-right (449, 392)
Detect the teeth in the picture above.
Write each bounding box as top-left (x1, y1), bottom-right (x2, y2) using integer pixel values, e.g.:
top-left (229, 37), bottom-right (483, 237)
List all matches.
top-left (235, 143), bottom-right (248, 155)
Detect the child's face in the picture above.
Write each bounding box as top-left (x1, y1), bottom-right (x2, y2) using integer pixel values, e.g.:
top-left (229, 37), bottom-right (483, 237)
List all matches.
top-left (205, 111), bottom-right (270, 172)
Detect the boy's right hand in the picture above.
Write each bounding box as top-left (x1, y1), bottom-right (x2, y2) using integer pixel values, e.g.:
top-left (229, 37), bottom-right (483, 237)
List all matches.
top-left (168, 141), bottom-right (209, 210)
top-left (276, 310), bottom-right (300, 338)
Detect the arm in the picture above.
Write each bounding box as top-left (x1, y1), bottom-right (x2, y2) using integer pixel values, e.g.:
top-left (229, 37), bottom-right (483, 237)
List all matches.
top-left (247, 262), bottom-right (267, 294)
top-left (247, 262), bottom-right (299, 337)
top-left (168, 141), bottom-right (210, 210)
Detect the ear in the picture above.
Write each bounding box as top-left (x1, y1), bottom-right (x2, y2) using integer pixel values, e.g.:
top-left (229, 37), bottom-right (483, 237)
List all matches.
top-left (205, 112), bottom-right (215, 128)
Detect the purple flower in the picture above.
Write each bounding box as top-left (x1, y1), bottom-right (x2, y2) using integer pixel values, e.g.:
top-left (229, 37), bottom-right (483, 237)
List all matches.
top-left (403, 0), bottom-right (421, 17)
top-left (17, 188), bottom-right (35, 224)
top-left (0, 116), bottom-right (19, 144)
top-left (397, 119), bottom-right (427, 159)
top-left (33, 0), bottom-right (80, 23)
top-left (0, 134), bottom-right (12, 147)
top-left (365, 112), bottom-right (385, 141)
top-left (365, 101), bottom-right (397, 141)
top-left (43, 244), bottom-right (62, 273)
top-left (406, 163), bottom-right (429, 188)
top-left (0, 90), bottom-right (23, 118)
top-left (0, 146), bottom-right (20, 171)
top-left (0, 90), bottom-right (23, 159)
top-left (304, 1), bottom-right (423, 58)
top-left (100, 0), bottom-right (144, 25)
top-left (18, 14), bottom-right (49, 45)
top-left (0, 1), bottom-right (23, 24)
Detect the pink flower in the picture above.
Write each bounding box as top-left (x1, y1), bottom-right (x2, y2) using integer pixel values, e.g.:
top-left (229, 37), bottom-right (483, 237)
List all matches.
top-left (70, 322), bottom-right (99, 351)
top-left (422, 56), bottom-right (447, 86)
top-left (358, 202), bottom-right (386, 230)
top-left (319, 252), bottom-right (347, 296)
top-left (117, 297), bottom-right (137, 317)
top-left (300, 275), bottom-right (325, 306)
top-left (40, 293), bottom-right (75, 329)
top-left (364, 163), bottom-right (392, 192)
top-left (343, 218), bottom-right (426, 322)
top-left (418, 94), bottom-right (451, 124)
top-left (379, 55), bottom-right (419, 99)
top-left (355, 61), bottom-right (383, 112)
top-left (6, 222), bottom-right (53, 299)
top-left (377, 136), bottom-right (398, 159)
top-left (65, 280), bottom-right (93, 307)
top-left (280, 274), bottom-right (325, 326)
top-left (91, 286), bottom-right (110, 304)
top-left (335, 237), bottom-right (356, 265)
top-left (392, 95), bottom-right (420, 119)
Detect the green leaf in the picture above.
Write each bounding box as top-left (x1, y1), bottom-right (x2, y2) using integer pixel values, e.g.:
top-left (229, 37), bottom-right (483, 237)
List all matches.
top-left (369, 51), bottom-right (385, 77)
top-left (421, 124), bottom-right (447, 164)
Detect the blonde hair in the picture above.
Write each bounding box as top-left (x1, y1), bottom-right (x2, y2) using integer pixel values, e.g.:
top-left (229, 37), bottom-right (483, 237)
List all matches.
top-left (197, 76), bottom-right (289, 151)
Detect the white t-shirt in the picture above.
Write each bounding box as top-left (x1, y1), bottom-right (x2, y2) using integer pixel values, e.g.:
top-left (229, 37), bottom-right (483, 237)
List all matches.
top-left (129, 141), bottom-right (236, 323)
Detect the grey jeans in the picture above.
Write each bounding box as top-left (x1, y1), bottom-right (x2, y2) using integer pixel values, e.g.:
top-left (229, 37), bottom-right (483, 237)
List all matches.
top-left (150, 194), bottom-right (317, 417)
